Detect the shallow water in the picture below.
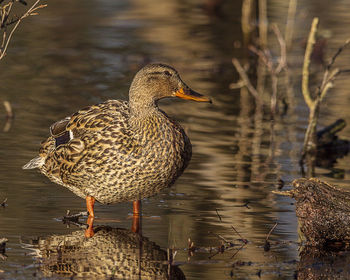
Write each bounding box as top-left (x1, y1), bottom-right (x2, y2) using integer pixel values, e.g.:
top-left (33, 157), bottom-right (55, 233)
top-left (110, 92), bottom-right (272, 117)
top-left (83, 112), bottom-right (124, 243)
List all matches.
top-left (1, 0), bottom-right (350, 279)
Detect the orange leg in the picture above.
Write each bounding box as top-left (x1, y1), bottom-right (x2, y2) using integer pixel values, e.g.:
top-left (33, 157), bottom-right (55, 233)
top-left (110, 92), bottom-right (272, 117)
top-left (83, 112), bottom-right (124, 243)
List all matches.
top-left (133, 200), bottom-right (141, 216)
top-left (131, 200), bottom-right (141, 233)
top-left (85, 196), bottom-right (96, 238)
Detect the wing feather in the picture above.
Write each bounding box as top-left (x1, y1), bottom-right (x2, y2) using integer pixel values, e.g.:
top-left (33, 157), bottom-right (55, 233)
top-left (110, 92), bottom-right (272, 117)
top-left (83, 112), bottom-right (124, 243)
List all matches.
top-left (40, 100), bottom-right (134, 172)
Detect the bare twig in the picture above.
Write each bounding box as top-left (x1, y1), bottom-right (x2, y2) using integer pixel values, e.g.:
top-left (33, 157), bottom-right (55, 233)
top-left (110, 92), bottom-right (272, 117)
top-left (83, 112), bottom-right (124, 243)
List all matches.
top-left (0, 0), bottom-right (47, 60)
top-left (264, 222), bottom-right (278, 251)
top-left (230, 242), bottom-right (246, 259)
top-left (215, 208), bottom-right (222, 222)
top-left (285, 0), bottom-right (297, 49)
top-left (232, 58), bottom-right (262, 105)
top-left (301, 17), bottom-right (319, 110)
top-left (234, 201), bottom-right (251, 209)
top-left (209, 231), bottom-right (231, 244)
top-left (327, 39), bottom-right (350, 70)
top-left (249, 24), bottom-right (288, 117)
top-left (266, 222), bottom-right (278, 241)
top-left (272, 190), bottom-right (293, 197)
top-left (241, 0), bottom-right (255, 46)
top-left (258, 0), bottom-right (268, 48)
top-left (272, 24), bottom-right (287, 74)
top-left (3, 101), bottom-right (13, 119)
top-left (231, 225), bottom-right (248, 244)
top-left (249, 46), bottom-right (272, 72)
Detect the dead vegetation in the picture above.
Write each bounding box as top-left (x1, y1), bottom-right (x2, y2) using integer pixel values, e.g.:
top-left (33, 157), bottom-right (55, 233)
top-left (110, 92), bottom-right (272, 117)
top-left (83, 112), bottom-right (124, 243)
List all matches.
top-left (231, 0), bottom-right (293, 118)
top-left (0, 0), bottom-right (46, 60)
top-left (231, 1), bottom-right (350, 251)
top-left (232, 0), bottom-right (350, 178)
top-left (0, 197), bottom-right (7, 207)
top-left (0, 237), bottom-right (8, 260)
top-left (1, 1), bottom-right (46, 131)
top-left (300, 17), bottom-right (350, 176)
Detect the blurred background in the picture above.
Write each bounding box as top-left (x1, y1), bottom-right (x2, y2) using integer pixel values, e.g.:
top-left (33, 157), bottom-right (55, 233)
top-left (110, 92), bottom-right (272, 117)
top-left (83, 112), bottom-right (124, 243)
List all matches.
top-left (0, 0), bottom-right (350, 279)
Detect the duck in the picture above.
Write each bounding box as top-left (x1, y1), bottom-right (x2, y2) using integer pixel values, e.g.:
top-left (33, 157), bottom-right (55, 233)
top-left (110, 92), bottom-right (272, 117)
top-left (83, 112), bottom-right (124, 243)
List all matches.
top-left (23, 63), bottom-right (211, 237)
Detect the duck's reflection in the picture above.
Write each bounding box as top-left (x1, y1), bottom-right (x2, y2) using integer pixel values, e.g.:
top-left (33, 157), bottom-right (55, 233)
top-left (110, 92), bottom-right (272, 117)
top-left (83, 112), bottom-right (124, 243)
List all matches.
top-left (26, 226), bottom-right (185, 279)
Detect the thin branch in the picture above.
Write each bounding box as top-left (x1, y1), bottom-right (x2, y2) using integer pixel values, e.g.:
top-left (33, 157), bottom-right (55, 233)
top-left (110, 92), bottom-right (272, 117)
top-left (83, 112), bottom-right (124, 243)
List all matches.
top-left (272, 189), bottom-right (293, 197)
top-left (327, 39), bottom-right (350, 70)
top-left (230, 242), bottom-right (246, 259)
top-left (339, 69), bottom-right (350, 74)
top-left (3, 101), bottom-right (13, 118)
top-left (249, 45), bottom-right (273, 73)
top-left (208, 231), bottom-right (231, 244)
top-left (215, 208), bottom-right (222, 222)
top-left (302, 17), bottom-right (319, 110)
top-left (266, 222), bottom-right (278, 241)
top-left (264, 222), bottom-right (278, 251)
top-left (271, 24), bottom-right (287, 74)
top-left (258, 0), bottom-right (268, 48)
top-left (232, 58), bottom-right (261, 102)
top-left (285, 0), bottom-right (297, 49)
top-left (0, 0), bottom-right (46, 60)
top-left (231, 225), bottom-right (248, 244)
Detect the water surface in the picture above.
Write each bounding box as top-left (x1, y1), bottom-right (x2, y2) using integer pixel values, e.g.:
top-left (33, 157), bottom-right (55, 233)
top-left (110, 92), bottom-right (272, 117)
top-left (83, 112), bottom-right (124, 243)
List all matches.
top-left (1, 0), bottom-right (350, 279)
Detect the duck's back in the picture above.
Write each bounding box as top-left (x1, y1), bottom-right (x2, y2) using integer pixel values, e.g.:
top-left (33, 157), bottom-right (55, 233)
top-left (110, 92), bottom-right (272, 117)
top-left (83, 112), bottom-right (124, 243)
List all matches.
top-left (26, 100), bottom-right (191, 204)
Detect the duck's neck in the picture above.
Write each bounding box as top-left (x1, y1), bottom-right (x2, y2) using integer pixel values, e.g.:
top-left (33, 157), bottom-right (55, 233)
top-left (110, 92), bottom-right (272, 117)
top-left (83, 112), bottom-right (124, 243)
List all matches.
top-left (128, 96), bottom-right (162, 129)
top-left (129, 99), bottom-right (157, 117)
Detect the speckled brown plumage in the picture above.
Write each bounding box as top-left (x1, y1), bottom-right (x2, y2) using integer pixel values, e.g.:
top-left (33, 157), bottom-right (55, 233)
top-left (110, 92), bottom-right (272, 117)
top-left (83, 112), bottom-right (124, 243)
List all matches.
top-left (23, 64), bottom-right (210, 205)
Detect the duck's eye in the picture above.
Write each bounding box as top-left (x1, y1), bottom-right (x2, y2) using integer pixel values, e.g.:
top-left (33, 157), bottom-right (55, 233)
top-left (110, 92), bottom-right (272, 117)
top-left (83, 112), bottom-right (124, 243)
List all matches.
top-left (164, 71), bottom-right (172, 76)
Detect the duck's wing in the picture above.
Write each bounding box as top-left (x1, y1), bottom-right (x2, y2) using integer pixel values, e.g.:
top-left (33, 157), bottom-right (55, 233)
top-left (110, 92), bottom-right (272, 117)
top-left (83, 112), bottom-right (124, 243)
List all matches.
top-left (47, 99), bottom-right (129, 146)
top-left (24, 100), bottom-right (136, 172)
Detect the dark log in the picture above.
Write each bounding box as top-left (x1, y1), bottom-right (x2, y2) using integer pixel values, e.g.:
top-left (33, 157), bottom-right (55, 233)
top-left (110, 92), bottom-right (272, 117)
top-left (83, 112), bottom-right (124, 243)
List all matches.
top-left (274, 178), bottom-right (350, 246)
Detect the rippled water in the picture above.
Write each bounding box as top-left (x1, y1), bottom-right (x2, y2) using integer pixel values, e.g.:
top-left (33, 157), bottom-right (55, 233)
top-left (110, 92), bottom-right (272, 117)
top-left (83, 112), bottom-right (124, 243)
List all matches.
top-left (1, 0), bottom-right (350, 279)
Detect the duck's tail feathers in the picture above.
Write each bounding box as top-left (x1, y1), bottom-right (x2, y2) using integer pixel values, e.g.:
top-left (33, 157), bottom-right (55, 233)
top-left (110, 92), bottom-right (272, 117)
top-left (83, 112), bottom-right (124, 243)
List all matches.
top-left (22, 156), bottom-right (45, 170)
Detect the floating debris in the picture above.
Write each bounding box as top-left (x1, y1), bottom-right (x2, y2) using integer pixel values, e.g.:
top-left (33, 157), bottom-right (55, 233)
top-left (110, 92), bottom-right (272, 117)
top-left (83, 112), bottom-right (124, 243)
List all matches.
top-left (0, 198), bottom-right (7, 208)
top-left (0, 238), bottom-right (8, 260)
top-left (264, 222), bottom-right (278, 252)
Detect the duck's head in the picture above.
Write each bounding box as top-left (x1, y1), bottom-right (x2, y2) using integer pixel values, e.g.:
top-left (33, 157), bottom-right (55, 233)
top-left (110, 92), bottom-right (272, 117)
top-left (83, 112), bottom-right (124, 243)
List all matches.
top-left (129, 63), bottom-right (211, 111)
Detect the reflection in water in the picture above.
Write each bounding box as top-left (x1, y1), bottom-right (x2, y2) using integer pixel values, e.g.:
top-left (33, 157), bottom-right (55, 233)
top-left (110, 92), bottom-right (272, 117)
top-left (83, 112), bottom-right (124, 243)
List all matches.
top-left (25, 226), bottom-right (185, 279)
top-left (1, 0), bottom-right (350, 279)
top-left (298, 246), bottom-right (350, 279)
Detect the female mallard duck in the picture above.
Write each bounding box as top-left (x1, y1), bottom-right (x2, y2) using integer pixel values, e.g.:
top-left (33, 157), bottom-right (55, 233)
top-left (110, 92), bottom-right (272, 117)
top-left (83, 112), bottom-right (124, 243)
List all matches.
top-left (23, 63), bottom-right (211, 236)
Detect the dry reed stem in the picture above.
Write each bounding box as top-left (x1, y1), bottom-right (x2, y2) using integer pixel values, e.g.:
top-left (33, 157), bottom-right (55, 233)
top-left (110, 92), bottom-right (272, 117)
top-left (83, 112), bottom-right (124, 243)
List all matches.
top-left (241, 0), bottom-right (255, 46)
top-left (249, 24), bottom-right (288, 116)
top-left (285, 0), bottom-right (297, 49)
top-left (301, 17), bottom-right (318, 110)
top-left (3, 101), bottom-right (13, 118)
top-left (272, 24), bottom-right (287, 74)
top-left (258, 0), bottom-right (268, 48)
top-left (231, 58), bottom-right (260, 102)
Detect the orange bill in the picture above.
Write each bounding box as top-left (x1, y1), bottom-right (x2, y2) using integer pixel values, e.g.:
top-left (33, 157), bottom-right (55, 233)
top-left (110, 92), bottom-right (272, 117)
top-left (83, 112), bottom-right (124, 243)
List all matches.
top-left (175, 88), bottom-right (212, 103)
